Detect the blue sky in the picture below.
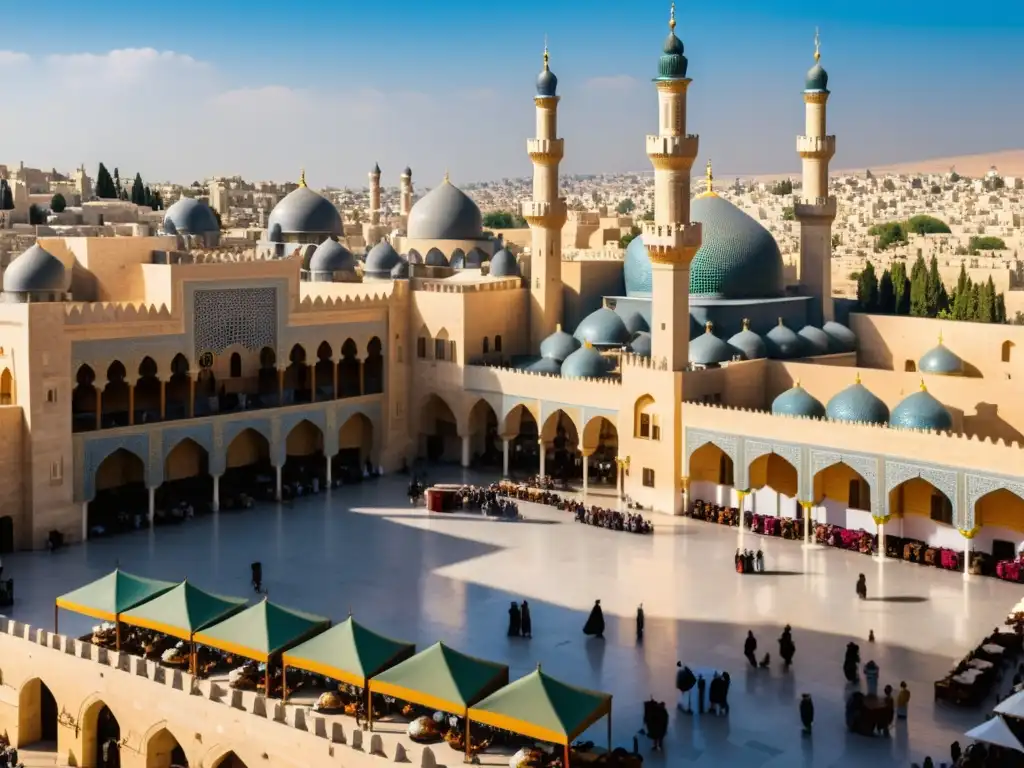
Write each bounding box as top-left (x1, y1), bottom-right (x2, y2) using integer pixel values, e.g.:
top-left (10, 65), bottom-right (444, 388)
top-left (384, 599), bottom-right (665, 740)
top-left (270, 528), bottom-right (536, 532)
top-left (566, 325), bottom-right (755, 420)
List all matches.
top-left (5, 0), bottom-right (1022, 186)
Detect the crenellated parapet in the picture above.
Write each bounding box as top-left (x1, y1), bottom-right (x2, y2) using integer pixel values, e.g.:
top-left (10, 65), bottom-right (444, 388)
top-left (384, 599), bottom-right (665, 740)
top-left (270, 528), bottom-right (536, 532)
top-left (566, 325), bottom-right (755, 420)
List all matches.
top-left (65, 301), bottom-right (175, 326)
top-left (296, 291), bottom-right (393, 313)
top-left (411, 277), bottom-right (522, 293)
top-left (562, 249), bottom-right (626, 262)
top-left (621, 352), bottom-right (669, 371)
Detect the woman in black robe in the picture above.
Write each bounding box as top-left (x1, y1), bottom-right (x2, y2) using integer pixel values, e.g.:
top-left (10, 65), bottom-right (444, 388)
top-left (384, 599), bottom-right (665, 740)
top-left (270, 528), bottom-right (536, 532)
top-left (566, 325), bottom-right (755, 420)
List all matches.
top-left (520, 600), bottom-right (532, 638)
top-left (507, 602), bottom-right (521, 636)
top-left (583, 599), bottom-right (605, 638)
top-left (636, 604), bottom-right (645, 642)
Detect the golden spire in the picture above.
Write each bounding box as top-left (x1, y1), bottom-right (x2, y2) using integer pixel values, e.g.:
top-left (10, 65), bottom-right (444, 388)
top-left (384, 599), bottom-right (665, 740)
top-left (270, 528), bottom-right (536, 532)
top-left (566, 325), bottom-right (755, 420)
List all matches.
top-left (298, 168), bottom-right (307, 188)
top-left (742, 318), bottom-right (750, 331)
top-left (855, 371), bottom-right (862, 385)
top-left (443, 169), bottom-right (450, 184)
top-left (794, 379), bottom-right (802, 388)
top-left (704, 321), bottom-right (714, 333)
top-left (669, 2), bottom-right (676, 31)
top-left (938, 331), bottom-right (944, 345)
top-left (543, 35), bottom-right (549, 70)
top-left (814, 27), bottom-right (821, 63)
top-left (919, 379), bottom-right (928, 392)
top-left (696, 159), bottom-right (718, 198)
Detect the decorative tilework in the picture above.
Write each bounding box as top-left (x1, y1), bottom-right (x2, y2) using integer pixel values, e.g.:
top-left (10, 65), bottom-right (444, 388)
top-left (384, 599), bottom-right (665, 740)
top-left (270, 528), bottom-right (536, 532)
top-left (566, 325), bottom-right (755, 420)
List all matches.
top-left (193, 288), bottom-right (277, 360)
top-left (965, 473), bottom-right (1024, 530)
top-left (82, 434), bottom-right (151, 502)
top-left (685, 429), bottom-right (739, 474)
top-left (884, 460), bottom-right (958, 522)
top-left (810, 450), bottom-right (879, 512)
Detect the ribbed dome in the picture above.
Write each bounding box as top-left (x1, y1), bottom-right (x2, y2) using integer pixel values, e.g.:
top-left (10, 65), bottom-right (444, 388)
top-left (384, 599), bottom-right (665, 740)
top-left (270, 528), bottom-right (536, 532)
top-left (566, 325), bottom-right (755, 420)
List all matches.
top-left (267, 185), bottom-right (343, 236)
top-left (489, 248), bottom-right (519, 277)
top-left (629, 332), bottom-right (652, 357)
top-left (727, 319), bottom-right (767, 360)
top-left (766, 319), bottom-right (806, 359)
top-left (540, 325), bottom-right (581, 361)
top-left (164, 197), bottom-right (219, 234)
top-left (573, 308), bottom-right (630, 347)
top-left (536, 50), bottom-right (558, 97)
top-left (624, 196), bottom-right (784, 299)
top-left (890, 385), bottom-right (953, 432)
top-left (424, 248), bottom-right (449, 267)
top-left (689, 322), bottom-right (736, 366)
top-left (623, 311), bottom-right (649, 335)
top-left (524, 356), bottom-right (563, 375)
top-left (390, 259), bottom-right (410, 280)
top-left (407, 178), bottom-right (483, 240)
top-left (919, 339), bottom-right (964, 376)
top-left (798, 325), bottom-right (831, 356)
top-left (657, 10), bottom-right (688, 80)
top-left (464, 247), bottom-right (486, 268)
top-left (822, 321), bottom-right (857, 353)
top-left (364, 240), bottom-right (401, 275)
top-left (772, 383), bottom-right (826, 419)
top-left (309, 238), bottom-right (356, 273)
top-left (4, 243), bottom-right (66, 293)
top-left (826, 378), bottom-right (890, 425)
top-left (561, 344), bottom-right (610, 379)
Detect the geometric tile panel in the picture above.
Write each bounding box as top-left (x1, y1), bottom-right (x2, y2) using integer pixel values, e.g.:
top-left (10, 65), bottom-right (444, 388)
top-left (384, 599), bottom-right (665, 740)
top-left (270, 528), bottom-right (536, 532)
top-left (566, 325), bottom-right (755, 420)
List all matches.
top-left (884, 460), bottom-right (959, 525)
top-left (810, 449), bottom-right (880, 515)
top-left (964, 473), bottom-right (1024, 530)
top-left (193, 287), bottom-right (277, 360)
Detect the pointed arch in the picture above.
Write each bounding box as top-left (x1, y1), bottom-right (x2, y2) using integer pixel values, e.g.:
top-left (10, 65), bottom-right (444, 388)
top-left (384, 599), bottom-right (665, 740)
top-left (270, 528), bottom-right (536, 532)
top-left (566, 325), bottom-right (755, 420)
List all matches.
top-left (582, 415), bottom-right (618, 456)
top-left (95, 447), bottom-right (146, 492)
top-left (225, 428), bottom-right (271, 470)
top-left (338, 412), bottom-right (374, 469)
top-left (419, 393), bottom-right (459, 462)
top-left (467, 398), bottom-right (500, 466)
top-left (285, 418), bottom-right (324, 457)
top-left (79, 696), bottom-right (120, 768)
top-left (143, 722), bottom-right (190, 768)
top-left (17, 677), bottom-right (58, 747)
top-left (812, 461), bottom-right (872, 513)
top-left (73, 364), bottom-right (98, 431)
top-left (0, 367), bottom-right (13, 405)
top-left (633, 394), bottom-right (658, 439)
top-left (748, 453), bottom-right (798, 497)
top-left (165, 437), bottom-right (209, 483)
top-left (364, 336), bottom-right (383, 394)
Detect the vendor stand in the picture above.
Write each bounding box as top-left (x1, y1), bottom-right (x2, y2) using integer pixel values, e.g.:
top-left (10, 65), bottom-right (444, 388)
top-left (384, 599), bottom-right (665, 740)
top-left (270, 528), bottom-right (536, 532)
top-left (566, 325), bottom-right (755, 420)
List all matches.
top-left (281, 616), bottom-right (415, 708)
top-left (192, 598), bottom-right (330, 697)
top-left (119, 580), bottom-right (247, 674)
top-left (426, 485), bottom-right (463, 513)
top-left (965, 714), bottom-right (1024, 752)
top-left (468, 666), bottom-right (612, 768)
top-left (54, 568), bottom-right (177, 650)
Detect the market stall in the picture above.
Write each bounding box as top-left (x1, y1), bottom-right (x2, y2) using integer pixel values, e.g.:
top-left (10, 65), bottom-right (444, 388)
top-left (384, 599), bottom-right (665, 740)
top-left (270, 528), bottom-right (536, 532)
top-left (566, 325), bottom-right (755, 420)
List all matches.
top-left (54, 568), bottom-right (177, 650)
top-left (192, 598), bottom-right (330, 697)
top-left (468, 666), bottom-right (612, 766)
top-left (425, 485), bottom-right (463, 513)
top-left (119, 580), bottom-right (247, 673)
top-left (965, 714), bottom-right (1024, 752)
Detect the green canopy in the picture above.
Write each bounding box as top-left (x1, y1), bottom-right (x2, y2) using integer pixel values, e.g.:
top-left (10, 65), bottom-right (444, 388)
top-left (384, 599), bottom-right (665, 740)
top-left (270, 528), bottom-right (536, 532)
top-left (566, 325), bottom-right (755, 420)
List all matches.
top-left (119, 580), bottom-right (247, 642)
top-left (369, 642), bottom-right (509, 715)
top-left (192, 598), bottom-right (330, 662)
top-left (282, 617), bottom-right (415, 687)
top-left (468, 668), bottom-right (612, 745)
top-left (55, 568), bottom-right (177, 623)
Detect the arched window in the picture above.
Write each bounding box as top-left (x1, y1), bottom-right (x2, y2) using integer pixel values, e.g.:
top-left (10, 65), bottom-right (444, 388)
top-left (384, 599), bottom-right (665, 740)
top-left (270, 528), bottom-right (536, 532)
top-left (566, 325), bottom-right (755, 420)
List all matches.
top-left (634, 395), bottom-right (658, 439)
top-left (1003, 340), bottom-right (1013, 363)
top-left (904, 360), bottom-right (916, 372)
top-left (230, 353), bottom-right (242, 378)
top-left (718, 454), bottom-right (734, 485)
top-left (930, 492), bottom-right (953, 525)
top-left (434, 339), bottom-right (446, 361)
top-left (417, 337), bottom-right (427, 359)
top-left (495, 335), bottom-right (502, 352)
top-left (483, 337), bottom-right (490, 354)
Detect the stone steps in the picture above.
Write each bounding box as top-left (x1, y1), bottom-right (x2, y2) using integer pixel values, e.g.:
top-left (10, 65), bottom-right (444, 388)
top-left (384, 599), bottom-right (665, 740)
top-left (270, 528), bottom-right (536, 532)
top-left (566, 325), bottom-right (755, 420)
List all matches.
top-left (15, 743), bottom-right (66, 767)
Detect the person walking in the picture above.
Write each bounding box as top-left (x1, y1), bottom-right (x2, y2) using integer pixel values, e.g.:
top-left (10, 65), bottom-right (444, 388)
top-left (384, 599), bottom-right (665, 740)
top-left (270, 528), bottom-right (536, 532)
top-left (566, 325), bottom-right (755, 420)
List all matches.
top-left (856, 573), bottom-right (867, 600)
top-left (800, 694), bottom-right (814, 734)
top-left (520, 600), bottom-right (532, 638)
top-left (744, 631), bottom-right (758, 668)
top-left (250, 561), bottom-right (263, 593)
top-left (697, 674), bottom-right (706, 714)
top-left (636, 604), bottom-right (645, 642)
top-left (721, 671), bottom-right (731, 715)
top-left (676, 662), bottom-right (696, 713)
top-left (507, 602), bottom-right (521, 636)
top-left (755, 549), bottom-right (765, 573)
top-left (583, 600), bottom-right (605, 639)
top-left (950, 741), bottom-right (962, 764)
top-left (779, 625), bottom-right (795, 667)
top-left (896, 681), bottom-right (911, 719)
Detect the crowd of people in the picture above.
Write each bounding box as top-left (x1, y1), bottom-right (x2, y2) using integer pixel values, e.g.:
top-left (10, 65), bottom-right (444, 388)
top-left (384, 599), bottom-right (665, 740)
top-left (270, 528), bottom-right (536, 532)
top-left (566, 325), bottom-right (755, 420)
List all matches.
top-left (734, 549), bottom-right (765, 574)
top-left (490, 481), bottom-right (652, 534)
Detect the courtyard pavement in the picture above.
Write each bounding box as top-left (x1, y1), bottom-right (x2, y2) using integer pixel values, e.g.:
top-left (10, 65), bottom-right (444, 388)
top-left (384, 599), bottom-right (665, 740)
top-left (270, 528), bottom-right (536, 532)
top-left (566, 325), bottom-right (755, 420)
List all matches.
top-left (2, 469), bottom-right (1019, 768)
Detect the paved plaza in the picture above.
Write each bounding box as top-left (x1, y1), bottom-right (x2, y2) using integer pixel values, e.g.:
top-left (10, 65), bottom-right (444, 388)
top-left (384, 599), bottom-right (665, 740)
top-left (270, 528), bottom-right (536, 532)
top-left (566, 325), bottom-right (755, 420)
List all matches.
top-left (3, 470), bottom-right (1019, 768)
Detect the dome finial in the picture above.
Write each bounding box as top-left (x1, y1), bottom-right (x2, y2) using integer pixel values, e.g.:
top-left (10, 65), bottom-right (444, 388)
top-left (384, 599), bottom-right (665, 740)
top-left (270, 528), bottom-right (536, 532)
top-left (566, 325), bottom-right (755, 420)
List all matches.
top-left (443, 169), bottom-right (450, 184)
top-left (705, 320), bottom-right (713, 333)
top-left (938, 330), bottom-right (944, 345)
top-left (298, 168), bottom-right (307, 188)
top-left (814, 27), bottom-right (821, 63)
top-left (919, 378), bottom-right (927, 392)
top-left (543, 35), bottom-right (550, 71)
top-left (696, 159), bottom-right (718, 198)
top-left (855, 371), bottom-right (862, 385)
top-left (794, 378), bottom-right (801, 388)
top-left (742, 318), bottom-right (750, 331)
top-left (669, 2), bottom-right (676, 31)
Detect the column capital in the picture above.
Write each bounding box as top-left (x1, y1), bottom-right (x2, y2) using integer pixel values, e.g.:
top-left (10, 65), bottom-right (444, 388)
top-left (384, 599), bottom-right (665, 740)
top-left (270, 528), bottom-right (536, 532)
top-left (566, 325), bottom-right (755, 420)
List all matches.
top-left (580, 448), bottom-right (595, 458)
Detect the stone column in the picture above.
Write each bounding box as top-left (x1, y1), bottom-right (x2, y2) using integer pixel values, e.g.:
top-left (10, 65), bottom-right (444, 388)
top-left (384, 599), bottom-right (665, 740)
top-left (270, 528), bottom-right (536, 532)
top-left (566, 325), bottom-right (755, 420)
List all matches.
top-left (95, 389), bottom-right (102, 430)
top-left (188, 375), bottom-right (196, 418)
top-left (309, 363), bottom-right (316, 402)
top-left (538, 440), bottom-right (546, 478)
top-left (962, 532), bottom-right (973, 578)
top-left (277, 367), bottom-right (285, 406)
top-left (148, 487), bottom-right (156, 525)
top-left (581, 449), bottom-right (593, 501)
top-left (461, 435), bottom-right (471, 468)
top-left (876, 521), bottom-right (885, 560)
top-left (326, 455), bottom-right (333, 487)
top-left (212, 475), bottom-right (220, 513)
top-left (82, 502), bottom-right (89, 541)
top-left (800, 501), bottom-right (814, 545)
top-left (502, 439), bottom-right (510, 478)
top-left (737, 490), bottom-right (749, 542)
top-left (159, 379), bottom-right (167, 420)
top-left (681, 476), bottom-right (690, 516)
top-left (275, 466), bottom-right (283, 501)
top-left (616, 461), bottom-right (623, 500)
top-left (332, 363), bottom-right (339, 400)
top-left (128, 384), bottom-right (135, 426)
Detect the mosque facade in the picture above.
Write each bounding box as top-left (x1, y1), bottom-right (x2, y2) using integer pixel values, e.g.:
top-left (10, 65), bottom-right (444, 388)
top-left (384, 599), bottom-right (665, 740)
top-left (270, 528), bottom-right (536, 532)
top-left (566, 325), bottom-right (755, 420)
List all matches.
top-left (0, 7), bottom-right (1022, 566)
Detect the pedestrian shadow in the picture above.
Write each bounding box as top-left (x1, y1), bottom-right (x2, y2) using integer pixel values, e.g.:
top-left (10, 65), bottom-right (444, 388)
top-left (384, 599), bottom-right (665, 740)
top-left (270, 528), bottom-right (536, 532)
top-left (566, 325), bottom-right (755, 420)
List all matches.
top-left (864, 596), bottom-right (928, 603)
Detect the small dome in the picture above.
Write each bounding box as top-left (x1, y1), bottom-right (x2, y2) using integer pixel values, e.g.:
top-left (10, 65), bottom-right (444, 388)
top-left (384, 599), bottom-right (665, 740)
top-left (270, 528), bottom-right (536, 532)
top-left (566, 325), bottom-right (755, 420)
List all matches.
top-left (524, 356), bottom-right (562, 375)
top-left (766, 319), bottom-right (806, 359)
top-left (727, 318), bottom-right (767, 360)
top-left (464, 247), bottom-right (486, 268)
top-left (689, 322), bottom-right (736, 366)
top-left (403, 166), bottom-right (412, 177)
top-left (267, 184), bottom-right (343, 237)
top-left (772, 383), bottom-right (826, 419)
top-left (826, 377), bottom-right (890, 425)
top-left (629, 332), bottom-right (652, 358)
top-left (489, 248), bottom-right (519, 277)
top-left (390, 259), bottom-right (410, 280)
top-left (560, 343), bottom-right (610, 379)
top-left (364, 240), bottom-right (401, 275)
top-left (407, 178), bottom-right (483, 240)
top-left (890, 385), bottom-right (953, 432)
top-left (805, 63), bottom-right (828, 91)
top-left (822, 321), bottom-right (857, 353)
top-left (657, 10), bottom-right (688, 80)
top-left (4, 243), bottom-right (66, 293)
top-left (919, 338), bottom-right (964, 376)
top-left (536, 50), bottom-right (558, 97)
top-left (164, 197), bottom-right (219, 235)
top-left (573, 308), bottom-right (630, 347)
top-left (623, 312), bottom-right (649, 335)
top-left (407, 248), bottom-right (423, 264)
top-left (539, 325), bottom-right (580, 362)
top-left (308, 238), bottom-right (356, 273)
top-left (798, 325), bottom-right (831, 356)
top-left (424, 248), bottom-right (449, 267)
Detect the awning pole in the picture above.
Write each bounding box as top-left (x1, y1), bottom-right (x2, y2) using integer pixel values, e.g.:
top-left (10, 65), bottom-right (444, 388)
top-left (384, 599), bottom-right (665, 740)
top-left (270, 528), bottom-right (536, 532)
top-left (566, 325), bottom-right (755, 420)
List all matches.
top-left (564, 743), bottom-right (570, 768)
top-left (115, 620), bottom-right (121, 651)
top-left (282, 662), bottom-right (288, 704)
top-left (464, 716), bottom-right (471, 763)
top-left (265, 661), bottom-right (271, 699)
top-left (607, 709), bottom-right (612, 753)
top-left (54, 605), bottom-right (58, 634)
top-left (367, 686), bottom-right (374, 732)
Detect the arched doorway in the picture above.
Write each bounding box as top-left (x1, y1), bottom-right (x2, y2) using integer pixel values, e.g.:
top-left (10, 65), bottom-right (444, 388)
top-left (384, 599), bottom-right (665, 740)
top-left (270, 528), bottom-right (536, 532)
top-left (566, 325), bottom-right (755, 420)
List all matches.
top-left (146, 727), bottom-right (189, 768)
top-left (503, 404), bottom-right (539, 475)
top-left (159, 439), bottom-right (212, 521)
top-left (283, 419), bottom-right (325, 493)
top-left (582, 417), bottom-right (618, 489)
top-left (257, 347), bottom-right (278, 406)
top-left (135, 357), bottom-right (161, 424)
top-left (888, 477), bottom-right (956, 549)
top-left (0, 515), bottom-right (13, 554)
top-left (336, 413), bottom-right (373, 481)
top-left (89, 449), bottom-right (146, 538)
top-left (166, 354), bottom-right (191, 420)
top-left (364, 337), bottom-right (384, 394)
top-left (17, 678), bottom-right (57, 746)
top-left (337, 339), bottom-right (361, 398)
top-left (540, 410), bottom-right (580, 483)
top-left (284, 344), bottom-right (310, 404)
top-left (72, 364), bottom-right (98, 432)
top-left (748, 453), bottom-right (799, 518)
top-left (102, 361), bottom-right (130, 428)
top-left (0, 367), bottom-right (12, 405)
top-left (223, 429), bottom-right (272, 502)
top-left (195, 353), bottom-right (217, 415)
top-left (466, 399), bottom-right (499, 468)
top-left (688, 443), bottom-right (734, 508)
top-left (973, 488), bottom-right (1024, 562)
top-left (419, 394), bottom-right (459, 462)
top-left (314, 342), bottom-right (333, 400)
top-left (212, 752), bottom-right (248, 768)
top-left (82, 701), bottom-right (120, 768)
top-left (811, 462), bottom-right (873, 529)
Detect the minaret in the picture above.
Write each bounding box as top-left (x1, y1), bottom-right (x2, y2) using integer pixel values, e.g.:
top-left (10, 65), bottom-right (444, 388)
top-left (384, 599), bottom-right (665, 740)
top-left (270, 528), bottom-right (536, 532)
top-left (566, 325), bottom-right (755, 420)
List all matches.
top-left (644, 3), bottom-right (701, 371)
top-left (400, 167), bottom-right (413, 218)
top-left (369, 162), bottom-right (382, 226)
top-left (522, 42), bottom-right (567, 350)
top-left (795, 29), bottom-right (837, 326)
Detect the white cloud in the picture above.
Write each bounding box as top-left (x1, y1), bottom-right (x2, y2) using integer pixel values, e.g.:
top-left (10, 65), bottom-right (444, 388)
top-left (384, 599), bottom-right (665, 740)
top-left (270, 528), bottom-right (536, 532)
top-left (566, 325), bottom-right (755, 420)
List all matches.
top-left (584, 75), bottom-right (638, 91)
top-left (0, 51), bottom-right (29, 66)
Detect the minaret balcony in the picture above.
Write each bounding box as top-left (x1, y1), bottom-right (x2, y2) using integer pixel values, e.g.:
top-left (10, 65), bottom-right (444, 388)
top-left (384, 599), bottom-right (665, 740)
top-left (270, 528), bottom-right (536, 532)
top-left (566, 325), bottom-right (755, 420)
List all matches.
top-left (522, 199), bottom-right (567, 226)
top-left (645, 135), bottom-right (699, 167)
top-left (796, 135), bottom-right (836, 159)
top-left (527, 138), bottom-right (564, 164)
top-left (641, 221), bottom-right (702, 263)
top-left (793, 196), bottom-right (838, 221)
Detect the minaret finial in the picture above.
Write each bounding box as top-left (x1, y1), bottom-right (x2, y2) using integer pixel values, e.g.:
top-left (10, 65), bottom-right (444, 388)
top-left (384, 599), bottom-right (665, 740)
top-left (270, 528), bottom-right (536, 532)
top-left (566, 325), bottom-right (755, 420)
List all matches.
top-left (705, 159), bottom-right (714, 194)
top-left (443, 169), bottom-right (450, 184)
top-left (938, 330), bottom-right (944, 345)
top-left (298, 168), bottom-right (307, 188)
top-left (814, 27), bottom-right (821, 63)
top-left (919, 378), bottom-right (927, 392)
top-left (669, 2), bottom-right (676, 31)
top-left (543, 36), bottom-right (549, 70)
top-left (855, 371), bottom-right (862, 385)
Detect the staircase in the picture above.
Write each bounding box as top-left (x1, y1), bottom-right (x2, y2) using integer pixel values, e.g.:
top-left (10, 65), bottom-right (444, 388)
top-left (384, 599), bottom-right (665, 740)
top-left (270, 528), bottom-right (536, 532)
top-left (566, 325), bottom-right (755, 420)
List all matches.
top-left (15, 743), bottom-right (68, 767)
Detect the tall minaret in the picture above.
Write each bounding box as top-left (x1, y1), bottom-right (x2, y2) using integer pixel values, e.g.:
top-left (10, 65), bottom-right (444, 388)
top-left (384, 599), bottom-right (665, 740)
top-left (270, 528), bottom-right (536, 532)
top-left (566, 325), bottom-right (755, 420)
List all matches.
top-left (794, 29), bottom-right (837, 326)
top-left (400, 167), bottom-right (413, 218)
top-left (369, 162), bottom-right (382, 226)
top-left (644, 3), bottom-right (701, 371)
top-left (522, 42), bottom-right (567, 350)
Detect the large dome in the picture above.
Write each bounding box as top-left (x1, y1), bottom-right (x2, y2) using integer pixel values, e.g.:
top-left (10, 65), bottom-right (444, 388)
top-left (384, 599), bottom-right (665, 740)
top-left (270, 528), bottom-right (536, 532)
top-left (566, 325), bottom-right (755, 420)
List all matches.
top-left (539, 325), bottom-right (580, 362)
top-left (623, 195), bottom-right (784, 299)
top-left (267, 184), bottom-right (343, 237)
top-left (309, 238), bottom-right (356, 273)
top-left (364, 240), bottom-right (401, 276)
top-left (164, 198), bottom-right (219, 235)
top-left (772, 383), bottom-right (825, 419)
top-left (406, 178), bottom-right (483, 241)
top-left (689, 322), bottom-right (736, 366)
top-left (4, 243), bottom-right (66, 294)
top-left (826, 378), bottom-right (890, 425)
top-left (573, 308), bottom-right (630, 348)
top-left (561, 344), bottom-right (610, 379)
top-left (919, 339), bottom-right (964, 376)
top-left (890, 385), bottom-right (953, 432)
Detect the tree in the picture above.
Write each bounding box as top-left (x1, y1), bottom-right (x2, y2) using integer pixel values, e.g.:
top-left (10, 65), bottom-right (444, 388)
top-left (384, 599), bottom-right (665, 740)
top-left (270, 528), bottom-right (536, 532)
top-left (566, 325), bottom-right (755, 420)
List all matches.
top-left (891, 260), bottom-right (909, 315)
top-left (926, 255), bottom-right (947, 316)
top-left (50, 193), bottom-right (66, 213)
top-left (877, 269), bottom-right (895, 313)
top-left (782, 207), bottom-right (795, 221)
top-left (619, 225), bottom-right (641, 248)
top-left (616, 198), bottom-right (635, 215)
top-left (883, 178), bottom-right (896, 191)
top-left (482, 211), bottom-right (526, 228)
top-left (131, 172), bottom-right (146, 205)
top-left (96, 163), bottom-right (117, 199)
top-left (770, 179), bottom-right (793, 195)
top-left (831, 233), bottom-right (842, 249)
top-left (967, 282), bottom-right (980, 321)
top-left (996, 291), bottom-right (1007, 324)
top-left (952, 264), bottom-right (970, 320)
top-left (906, 215), bottom-right (951, 235)
top-left (978, 277), bottom-right (995, 323)
top-left (909, 254), bottom-right (928, 316)
top-left (640, 210), bottom-right (654, 221)
top-left (113, 168), bottom-right (122, 197)
top-left (868, 221), bottom-right (907, 249)
top-left (929, 184), bottom-right (941, 194)
top-left (28, 204), bottom-right (46, 225)
top-left (968, 235), bottom-right (1007, 252)
top-left (0, 180), bottom-right (13, 211)
top-left (857, 261), bottom-right (879, 311)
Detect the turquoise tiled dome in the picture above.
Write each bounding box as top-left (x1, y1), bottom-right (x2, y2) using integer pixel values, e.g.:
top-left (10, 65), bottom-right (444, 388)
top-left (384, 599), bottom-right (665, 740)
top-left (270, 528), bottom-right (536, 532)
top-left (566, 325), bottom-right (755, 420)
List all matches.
top-left (561, 344), bottom-right (610, 379)
top-left (657, 9), bottom-right (688, 80)
top-left (826, 378), bottom-right (890, 425)
top-left (822, 321), bottom-right (857, 353)
top-left (772, 383), bottom-right (826, 419)
top-left (919, 338), bottom-right (964, 376)
top-left (537, 50), bottom-right (558, 97)
top-left (805, 61), bottom-right (828, 92)
top-left (798, 325), bottom-right (831, 356)
top-left (573, 307), bottom-right (630, 347)
top-left (630, 332), bottom-right (652, 357)
top-left (539, 325), bottom-right (580, 362)
top-left (728, 319), bottom-right (767, 360)
top-left (890, 385), bottom-right (953, 432)
top-left (623, 196), bottom-right (784, 299)
top-left (689, 322), bottom-right (736, 366)
top-left (766, 319), bottom-right (806, 359)
top-left (624, 311), bottom-right (649, 335)
top-left (364, 240), bottom-right (401, 276)
top-left (524, 356), bottom-right (562, 375)
top-left (489, 248), bottom-right (519, 277)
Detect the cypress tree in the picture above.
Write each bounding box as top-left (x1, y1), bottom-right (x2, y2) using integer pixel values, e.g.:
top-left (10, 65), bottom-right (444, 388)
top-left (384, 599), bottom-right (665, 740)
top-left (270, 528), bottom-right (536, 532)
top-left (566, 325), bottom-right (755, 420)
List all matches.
top-left (909, 255), bottom-right (928, 316)
top-left (891, 261), bottom-right (909, 315)
top-left (952, 264), bottom-right (969, 320)
top-left (925, 255), bottom-right (943, 316)
top-left (857, 261), bottom-right (880, 311)
top-left (979, 279), bottom-right (995, 323)
top-left (113, 168), bottom-right (122, 197)
top-left (996, 291), bottom-right (1007, 324)
top-left (131, 172), bottom-right (145, 205)
top-left (96, 163), bottom-right (117, 199)
top-left (878, 269), bottom-right (895, 313)
top-left (967, 282), bottom-right (981, 321)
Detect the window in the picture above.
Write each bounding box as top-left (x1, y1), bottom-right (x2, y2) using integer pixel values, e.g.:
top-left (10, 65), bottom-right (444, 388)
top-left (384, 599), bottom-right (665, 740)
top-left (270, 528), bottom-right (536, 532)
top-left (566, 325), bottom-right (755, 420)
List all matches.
top-left (449, 340), bottom-right (457, 362)
top-left (718, 454), bottom-right (734, 485)
top-left (639, 413), bottom-right (651, 438)
top-left (434, 339), bottom-right (447, 361)
top-left (930, 492), bottom-right (953, 525)
top-left (50, 458), bottom-right (63, 483)
top-left (417, 337), bottom-right (426, 359)
top-left (642, 468), bottom-right (655, 487)
top-left (230, 352), bottom-right (242, 378)
top-left (46, 388), bottom-right (57, 403)
top-left (848, 479), bottom-right (870, 511)
top-left (483, 337), bottom-right (490, 354)
top-left (652, 424), bottom-right (661, 440)
top-left (495, 335), bottom-right (502, 352)
top-left (1003, 340), bottom-right (1014, 363)
top-left (904, 360), bottom-right (917, 372)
